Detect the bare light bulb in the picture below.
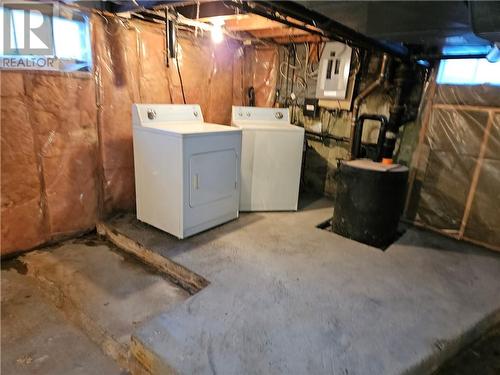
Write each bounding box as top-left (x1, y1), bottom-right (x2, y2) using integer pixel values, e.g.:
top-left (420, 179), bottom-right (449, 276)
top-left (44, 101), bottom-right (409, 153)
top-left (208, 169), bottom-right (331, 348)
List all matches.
top-left (211, 22), bottom-right (224, 44)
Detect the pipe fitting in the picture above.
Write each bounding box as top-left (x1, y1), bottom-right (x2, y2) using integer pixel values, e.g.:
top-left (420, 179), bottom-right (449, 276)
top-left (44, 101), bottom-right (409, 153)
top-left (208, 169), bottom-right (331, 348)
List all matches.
top-left (348, 53), bottom-right (390, 159)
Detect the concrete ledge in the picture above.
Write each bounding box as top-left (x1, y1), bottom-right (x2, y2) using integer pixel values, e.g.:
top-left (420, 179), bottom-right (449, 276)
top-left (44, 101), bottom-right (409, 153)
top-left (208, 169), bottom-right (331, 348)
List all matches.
top-left (104, 205), bottom-right (500, 375)
top-left (129, 287), bottom-right (500, 375)
top-left (403, 308), bottom-right (500, 375)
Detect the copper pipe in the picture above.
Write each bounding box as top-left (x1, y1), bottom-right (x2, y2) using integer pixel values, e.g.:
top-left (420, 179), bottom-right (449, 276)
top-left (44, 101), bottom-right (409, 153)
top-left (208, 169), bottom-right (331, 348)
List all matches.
top-left (348, 53), bottom-right (390, 159)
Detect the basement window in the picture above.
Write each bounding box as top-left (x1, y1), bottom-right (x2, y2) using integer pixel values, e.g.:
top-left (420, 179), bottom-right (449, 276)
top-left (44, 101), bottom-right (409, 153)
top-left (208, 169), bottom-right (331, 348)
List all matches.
top-left (0, 4), bottom-right (92, 72)
top-left (437, 58), bottom-right (500, 86)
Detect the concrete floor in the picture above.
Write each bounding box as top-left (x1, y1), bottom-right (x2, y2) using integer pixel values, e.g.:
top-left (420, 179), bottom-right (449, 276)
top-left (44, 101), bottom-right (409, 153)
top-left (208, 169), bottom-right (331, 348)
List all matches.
top-left (1, 265), bottom-right (123, 375)
top-left (2, 197), bottom-right (500, 375)
top-left (2, 235), bottom-right (189, 373)
top-left (102, 197), bottom-right (500, 375)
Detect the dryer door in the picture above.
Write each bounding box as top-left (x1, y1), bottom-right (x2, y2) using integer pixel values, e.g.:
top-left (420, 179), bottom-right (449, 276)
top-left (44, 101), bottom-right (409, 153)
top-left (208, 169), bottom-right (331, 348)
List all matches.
top-left (189, 149), bottom-right (238, 208)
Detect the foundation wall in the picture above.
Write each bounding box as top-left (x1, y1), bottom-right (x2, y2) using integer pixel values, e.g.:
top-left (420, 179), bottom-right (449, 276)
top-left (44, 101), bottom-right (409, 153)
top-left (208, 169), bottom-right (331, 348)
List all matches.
top-left (1, 14), bottom-right (278, 255)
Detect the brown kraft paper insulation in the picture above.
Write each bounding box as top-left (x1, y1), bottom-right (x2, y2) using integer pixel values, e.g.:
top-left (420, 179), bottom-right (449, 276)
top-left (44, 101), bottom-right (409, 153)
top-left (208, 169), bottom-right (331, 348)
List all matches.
top-left (93, 16), bottom-right (245, 214)
top-left (1, 71), bottom-right (99, 255)
top-left (1, 13), bottom-right (279, 255)
top-left (1, 72), bottom-right (48, 253)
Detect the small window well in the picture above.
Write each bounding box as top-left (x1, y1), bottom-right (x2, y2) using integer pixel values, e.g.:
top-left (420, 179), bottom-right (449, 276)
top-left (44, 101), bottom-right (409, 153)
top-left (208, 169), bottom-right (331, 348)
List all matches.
top-left (0, 4), bottom-right (92, 72)
top-left (436, 46), bottom-right (500, 86)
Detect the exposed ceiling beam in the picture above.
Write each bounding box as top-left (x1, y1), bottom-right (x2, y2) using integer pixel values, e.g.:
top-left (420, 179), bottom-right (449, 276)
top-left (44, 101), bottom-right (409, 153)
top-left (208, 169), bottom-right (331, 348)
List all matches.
top-left (107, 1), bottom-right (185, 13)
top-left (224, 15), bottom-right (286, 31)
top-left (250, 27), bottom-right (309, 39)
top-left (176, 1), bottom-right (238, 20)
top-left (223, 2), bottom-right (325, 39)
top-left (226, 1), bottom-right (408, 58)
top-left (273, 35), bottom-right (326, 44)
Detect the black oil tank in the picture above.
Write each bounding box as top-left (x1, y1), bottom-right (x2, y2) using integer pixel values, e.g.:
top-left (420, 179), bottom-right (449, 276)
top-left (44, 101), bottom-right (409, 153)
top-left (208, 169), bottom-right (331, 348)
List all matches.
top-left (332, 159), bottom-right (409, 248)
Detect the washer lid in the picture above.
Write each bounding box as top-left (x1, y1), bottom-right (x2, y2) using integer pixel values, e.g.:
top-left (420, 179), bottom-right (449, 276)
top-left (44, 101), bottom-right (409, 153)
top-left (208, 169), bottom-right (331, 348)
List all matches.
top-left (232, 106), bottom-right (290, 126)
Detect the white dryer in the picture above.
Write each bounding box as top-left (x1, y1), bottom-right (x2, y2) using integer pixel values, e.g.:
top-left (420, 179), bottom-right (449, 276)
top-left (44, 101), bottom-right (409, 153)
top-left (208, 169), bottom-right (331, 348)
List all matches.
top-left (232, 106), bottom-right (305, 211)
top-left (132, 104), bottom-right (242, 239)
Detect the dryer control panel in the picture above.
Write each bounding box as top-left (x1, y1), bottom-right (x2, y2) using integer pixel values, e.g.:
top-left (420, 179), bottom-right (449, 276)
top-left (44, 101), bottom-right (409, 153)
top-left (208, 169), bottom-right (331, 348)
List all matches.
top-left (132, 104), bottom-right (203, 126)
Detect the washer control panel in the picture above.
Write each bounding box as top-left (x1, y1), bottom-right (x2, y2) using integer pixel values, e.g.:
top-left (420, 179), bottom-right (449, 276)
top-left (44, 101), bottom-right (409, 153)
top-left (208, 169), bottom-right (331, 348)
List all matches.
top-left (232, 106), bottom-right (289, 124)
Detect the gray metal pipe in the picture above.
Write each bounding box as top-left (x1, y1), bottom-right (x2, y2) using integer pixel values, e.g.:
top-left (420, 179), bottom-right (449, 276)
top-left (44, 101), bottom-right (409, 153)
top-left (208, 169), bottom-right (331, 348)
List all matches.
top-left (348, 53), bottom-right (390, 159)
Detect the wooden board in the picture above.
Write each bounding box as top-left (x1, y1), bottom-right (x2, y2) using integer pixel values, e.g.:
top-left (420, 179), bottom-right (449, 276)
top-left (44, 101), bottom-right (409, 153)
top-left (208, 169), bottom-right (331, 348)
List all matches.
top-left (224, 14), bottom-right (285, 31)
top-left (250, 27), bottom-right (309, 39)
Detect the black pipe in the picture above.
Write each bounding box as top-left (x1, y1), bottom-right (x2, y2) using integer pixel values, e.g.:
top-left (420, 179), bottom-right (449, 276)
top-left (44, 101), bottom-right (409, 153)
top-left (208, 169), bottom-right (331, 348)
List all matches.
top-left (350, 53), bottom-right (390, 158)
top-left (136, 11), bottom-right (167, 22)
top-left (168, 15), bottom-right (176, 59)
top-left (223, 1), bottom-right (325, 39)
top-left (351, 114), bottom-right (388, 161)
top-left (381, 63), bottom-right (412, 162)
top-left (165, 9), bottom-right (169, 67)
top-left (411, 53), bottom-right (487, 61)
top-left (305, 130), bottom-right (350, 143)
top-left (247, 87), bottom-right (255, 107)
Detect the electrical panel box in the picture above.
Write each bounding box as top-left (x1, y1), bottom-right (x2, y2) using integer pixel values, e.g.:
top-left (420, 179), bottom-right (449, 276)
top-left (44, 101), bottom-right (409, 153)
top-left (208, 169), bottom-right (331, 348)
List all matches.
top-left (315, 42), bottom-right (352, 100)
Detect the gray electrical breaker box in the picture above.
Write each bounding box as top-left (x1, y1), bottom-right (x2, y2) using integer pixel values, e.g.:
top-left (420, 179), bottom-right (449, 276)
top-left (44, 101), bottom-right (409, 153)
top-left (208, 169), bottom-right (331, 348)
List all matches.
top-left (315, 42), bottom-right (352, 100)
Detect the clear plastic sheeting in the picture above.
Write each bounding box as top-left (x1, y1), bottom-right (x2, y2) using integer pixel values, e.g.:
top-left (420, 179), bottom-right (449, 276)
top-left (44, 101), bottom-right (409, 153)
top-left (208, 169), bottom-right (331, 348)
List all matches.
top-left (405, 77), bottom-right (500, 251)
top-left (240, 46), bottom-right (279, 107)
top-left (435, 83), bottom-right (500, 107)
top-left (93, 15), bottom-right (253, 214)
top-left (1, 10), bottom-right (278, 255)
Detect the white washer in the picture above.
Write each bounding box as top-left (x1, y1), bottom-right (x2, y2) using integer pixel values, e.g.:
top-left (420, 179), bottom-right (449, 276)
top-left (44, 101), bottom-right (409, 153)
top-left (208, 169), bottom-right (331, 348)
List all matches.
top-left (232, 106), bottom-right (305, 211)
top-left (132, 104), bottom-right (242, 239)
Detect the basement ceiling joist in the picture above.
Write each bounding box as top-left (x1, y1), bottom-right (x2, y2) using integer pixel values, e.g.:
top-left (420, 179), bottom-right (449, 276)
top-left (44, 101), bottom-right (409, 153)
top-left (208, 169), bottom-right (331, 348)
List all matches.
top-left (224, 15), bottom-right (286, 32)
top-left (207, 13), bottom-right (323, 44)
top-left (177, 9), bottom-right (322, 44)
top-left (273, 34), bottom-right (325, 44)
top-left (249, 28), bottom-right (310, 39)
top-left (76, 1), bottom-right (324, 45)
top-left (74, 1), bottom-right (415, 51)
top-left (169, 1), bottom-right (325, 44)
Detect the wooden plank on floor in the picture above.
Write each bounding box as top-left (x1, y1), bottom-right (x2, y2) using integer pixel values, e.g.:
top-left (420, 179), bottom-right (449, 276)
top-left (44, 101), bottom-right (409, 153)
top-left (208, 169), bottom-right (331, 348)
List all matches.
top-left (96, 222), bottom-right (209, 294)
